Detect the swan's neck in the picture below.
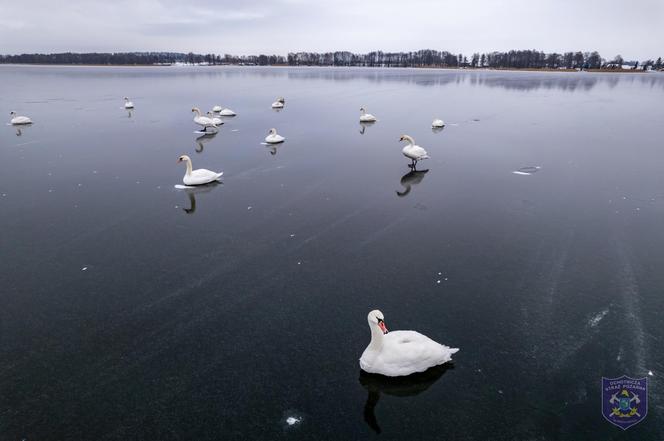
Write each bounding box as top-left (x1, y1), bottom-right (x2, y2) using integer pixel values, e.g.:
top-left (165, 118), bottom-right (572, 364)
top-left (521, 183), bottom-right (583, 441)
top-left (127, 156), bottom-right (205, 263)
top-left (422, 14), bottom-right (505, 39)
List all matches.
top-left (360, 109), bottom-right (366, 116)
top-left (184, 159), bottom-right (193, 175)
top-left (368, 322), bottom-right (384, 351)
top-left (403, 136), bottom-right (414, 146)
top-left (193, 109), bottom-right (201, 117)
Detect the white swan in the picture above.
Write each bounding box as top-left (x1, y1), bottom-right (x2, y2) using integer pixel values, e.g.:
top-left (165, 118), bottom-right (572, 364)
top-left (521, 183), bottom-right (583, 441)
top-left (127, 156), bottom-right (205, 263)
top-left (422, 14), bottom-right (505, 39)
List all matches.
top-left (360, 310), bottom-right (458, 377)
top-left (192, 107), bottom-right (219, 132)
top-left (124, 97), bottom-right (134, 109)
top-left (360, 107), bottom-right (377, 122)
top-left (9, 111), bottom-right (32, 125)
top-left (265, 128), bottom-right (285, 144)
top-left (400, 135), bottom-right (429, 166)
top-left (206, 111), bottom-right (223, 126)
top-left (271, 97), bottom-right (285, 108)
top-left (177, 155), bottom-right (223, 186)
top-left (212, 105), bottom-right (236, 116)
top-left (432, 119), bottom-right (445, 128)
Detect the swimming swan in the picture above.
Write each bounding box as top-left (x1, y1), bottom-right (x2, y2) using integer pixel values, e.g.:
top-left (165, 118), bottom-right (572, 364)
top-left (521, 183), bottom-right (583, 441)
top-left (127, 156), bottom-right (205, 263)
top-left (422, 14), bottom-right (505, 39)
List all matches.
top-left (359, 310), bottom-right (458, 377)
top-left (271, 97), bottom-right (285, 108)
top-left (265, 128), bottom-right (285, 144)
top-left (400, 135), bottom-right (429, 166)
top-left (124, 97), bottom-right (134, 109)
top-left (432, 119), bottom-right (445, 128)
top-left (9, 111), bottom-right (32, 125)
top-left (360, 107), bottom-right (377, 122)
top-left (177, 155), bottom-right (223, 186)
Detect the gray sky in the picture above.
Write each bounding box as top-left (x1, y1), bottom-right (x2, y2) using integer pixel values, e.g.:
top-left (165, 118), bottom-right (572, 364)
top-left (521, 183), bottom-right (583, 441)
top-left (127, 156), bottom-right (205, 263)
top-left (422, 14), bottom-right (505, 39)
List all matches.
top-left (1, 0), bottom-right (662, 59)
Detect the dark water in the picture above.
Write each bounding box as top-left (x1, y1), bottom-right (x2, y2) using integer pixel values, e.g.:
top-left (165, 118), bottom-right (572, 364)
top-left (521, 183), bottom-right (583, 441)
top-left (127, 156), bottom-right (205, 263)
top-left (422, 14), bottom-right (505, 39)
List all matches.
top-left (1, 65), bottom-right (664, 440)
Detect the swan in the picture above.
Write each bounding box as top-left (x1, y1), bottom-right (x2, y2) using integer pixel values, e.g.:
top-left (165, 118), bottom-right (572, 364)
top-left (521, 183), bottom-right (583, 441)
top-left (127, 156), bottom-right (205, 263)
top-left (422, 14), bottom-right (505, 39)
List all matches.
top-left (9, 111), bottom-right (32, 125)
top-left (124, 97), bottom-right (134, 109)
top-left (212, 105), bottom-right (236, 116)
top-left (265, 128), bottom-right (285, 144)
top-left (360, 310), bottom-right (458, 377)
top-left (177, 155), bottom-right (223, 186)
top-left (206, 111), bottom-right (223, 126)
top-left (432, 119), bottom-right (445, 128)
top-left (360, 107), bottom-right (377, 122)
top-left (400, 135), bottom-right (429, 166)
top-left (192, 107), bottom-right (219, 132)
top-left (271, 97), bottom-right (285, 108)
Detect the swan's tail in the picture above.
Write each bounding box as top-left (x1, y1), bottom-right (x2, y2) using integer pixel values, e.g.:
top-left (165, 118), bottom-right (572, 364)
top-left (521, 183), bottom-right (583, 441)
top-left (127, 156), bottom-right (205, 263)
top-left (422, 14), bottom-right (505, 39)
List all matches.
top-left (216, 172), bottom-right (223, 180)
top-left (421, 155), bottom-right (430, 160)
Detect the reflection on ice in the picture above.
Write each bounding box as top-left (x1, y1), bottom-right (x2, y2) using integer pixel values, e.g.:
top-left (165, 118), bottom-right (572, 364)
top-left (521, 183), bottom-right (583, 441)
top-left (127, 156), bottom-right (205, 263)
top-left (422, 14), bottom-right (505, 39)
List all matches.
top-left (359, 364), bottom-right (453, 434)
top-left (175, 182), bottom-right (220, 214)
top-left (396, 168), bottom-right (429, 197)
top-left (359, 121), bottom-right (375, 135)
top-left (195, 132), bottom-right (217, 153)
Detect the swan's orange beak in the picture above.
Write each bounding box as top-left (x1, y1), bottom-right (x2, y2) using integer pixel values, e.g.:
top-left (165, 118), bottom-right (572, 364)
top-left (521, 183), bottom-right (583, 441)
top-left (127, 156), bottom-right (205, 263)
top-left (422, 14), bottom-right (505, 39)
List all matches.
top-left (378, 320), bottom-right (388, 334)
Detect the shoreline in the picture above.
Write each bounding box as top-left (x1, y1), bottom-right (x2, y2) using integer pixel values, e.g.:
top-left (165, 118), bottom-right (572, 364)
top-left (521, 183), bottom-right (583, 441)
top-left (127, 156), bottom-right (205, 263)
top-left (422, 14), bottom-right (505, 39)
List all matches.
top-left (0, 63), bottom-right (656, 73)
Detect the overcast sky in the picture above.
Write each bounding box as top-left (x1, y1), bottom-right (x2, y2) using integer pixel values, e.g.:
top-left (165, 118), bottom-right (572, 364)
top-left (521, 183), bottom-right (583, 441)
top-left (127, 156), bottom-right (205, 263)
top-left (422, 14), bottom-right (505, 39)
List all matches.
top-left (1, 0), bottom-right (662, 59)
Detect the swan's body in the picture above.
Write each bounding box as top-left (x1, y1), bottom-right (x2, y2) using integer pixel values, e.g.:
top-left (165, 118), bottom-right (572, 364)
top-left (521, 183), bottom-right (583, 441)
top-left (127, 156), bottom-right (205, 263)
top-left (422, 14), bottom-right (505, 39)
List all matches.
top-left (360, 107), bottom-right (377, 122)
top-left (212, 105), bottom-right (236, 116)
top-left (400, 135), bottom-right (429, 166)
top-left (271, 97), bottom-right (285, 108)
top-left (432, 119), bottom-right (445, 128)
top-left (177, 155), bottom-right (223, 186)
top-left (9, 111), bottom-right (32, 125)
top-left (192, 107), bottom-right (218, 131)
top-left (265, 128), bottom-right (285, 144)
top-left (360, 310), bottom-right (458, 377)
top-left (206, 111), bottom-right (223, 126)
top-left (124, 97), bottom-right (134, 109)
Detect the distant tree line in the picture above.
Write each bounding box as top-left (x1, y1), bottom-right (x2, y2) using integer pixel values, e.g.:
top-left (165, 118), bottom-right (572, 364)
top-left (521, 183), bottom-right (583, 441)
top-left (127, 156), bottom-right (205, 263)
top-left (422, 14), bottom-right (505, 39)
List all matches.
top-left (1, 50), bottom-right (662, 71)
top-left (287, 50), bottom-right (662, 70)
top-left (0, 52), bottom-right (286, 66)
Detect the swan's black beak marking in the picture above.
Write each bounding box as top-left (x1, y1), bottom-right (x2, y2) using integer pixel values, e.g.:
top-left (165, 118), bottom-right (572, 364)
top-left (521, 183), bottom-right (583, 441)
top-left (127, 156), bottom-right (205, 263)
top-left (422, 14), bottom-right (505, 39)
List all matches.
top-left (377, 318), bottom-right (388, 334)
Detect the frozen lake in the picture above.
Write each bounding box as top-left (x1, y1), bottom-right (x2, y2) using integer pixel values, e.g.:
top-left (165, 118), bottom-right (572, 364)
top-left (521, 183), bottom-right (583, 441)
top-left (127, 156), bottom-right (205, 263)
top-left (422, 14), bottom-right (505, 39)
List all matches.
top-left (1, 65), bottom-right (663, 440)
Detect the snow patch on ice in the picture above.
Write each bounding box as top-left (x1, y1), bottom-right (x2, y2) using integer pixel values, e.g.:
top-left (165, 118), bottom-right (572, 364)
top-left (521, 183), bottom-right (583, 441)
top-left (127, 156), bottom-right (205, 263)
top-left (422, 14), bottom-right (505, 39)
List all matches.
top-left (589, 309), bottom-right (608, 327)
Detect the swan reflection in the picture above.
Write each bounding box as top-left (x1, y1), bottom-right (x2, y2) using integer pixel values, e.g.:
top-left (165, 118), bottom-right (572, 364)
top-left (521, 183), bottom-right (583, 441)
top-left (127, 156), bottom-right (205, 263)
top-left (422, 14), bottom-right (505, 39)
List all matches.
top-left (431, 126), bottom-right (445, 134)
top-left (195, 132), bottom-right (217, 153)
top-left (127, 109), bottom-right (133, 118)
top-left (179, 182), bottom-right (220, 214)
top-left (359, 364), bottom-right (453, 434)
top-left (359, 121), bottom-right (375, 135)
top-left (396, 168), bottom-right (429, 197)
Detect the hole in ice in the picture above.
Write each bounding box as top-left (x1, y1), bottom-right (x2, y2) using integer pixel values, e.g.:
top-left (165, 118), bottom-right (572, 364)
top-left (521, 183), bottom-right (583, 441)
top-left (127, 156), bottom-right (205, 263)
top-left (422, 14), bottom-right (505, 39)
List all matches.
top-left (513, 166), bottom-right (541, 175)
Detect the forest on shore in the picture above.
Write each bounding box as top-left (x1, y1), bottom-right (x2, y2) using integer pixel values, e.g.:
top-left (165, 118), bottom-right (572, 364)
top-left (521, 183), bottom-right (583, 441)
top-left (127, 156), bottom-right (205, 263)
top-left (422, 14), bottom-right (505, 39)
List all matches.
top-left (1, 50), bottom-right (662, 71)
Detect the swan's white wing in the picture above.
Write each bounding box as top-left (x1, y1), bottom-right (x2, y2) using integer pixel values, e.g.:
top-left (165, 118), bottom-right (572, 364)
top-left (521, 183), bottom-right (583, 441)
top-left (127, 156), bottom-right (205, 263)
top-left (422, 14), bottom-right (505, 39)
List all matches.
top-left (184, 169), bottom-right (223, 185)
top-left (11, 116), bottom-right (32, 125)
top-left (372, 330), bottom-right (457, 376)
top-left (410, 145), bottom-right (429, 159)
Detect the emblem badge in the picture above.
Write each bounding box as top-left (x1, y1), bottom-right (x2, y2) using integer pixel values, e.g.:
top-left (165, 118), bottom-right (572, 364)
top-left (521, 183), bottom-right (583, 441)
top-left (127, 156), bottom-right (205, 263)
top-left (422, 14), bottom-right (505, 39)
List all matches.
top-left (601, 376), bottom-right (648, 430)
